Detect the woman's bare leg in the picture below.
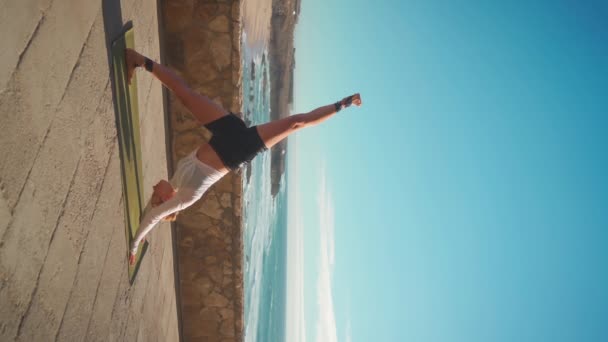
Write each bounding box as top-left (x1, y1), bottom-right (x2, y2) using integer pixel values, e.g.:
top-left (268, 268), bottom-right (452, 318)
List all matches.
top-left (256, 94), bottom-right (362, 149)
top-left (126, 49), bottom-right (227, 125)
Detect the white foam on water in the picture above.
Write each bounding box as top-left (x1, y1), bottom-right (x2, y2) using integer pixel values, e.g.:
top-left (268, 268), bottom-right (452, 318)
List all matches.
top-left (241, 30), bottom-right (275, 341)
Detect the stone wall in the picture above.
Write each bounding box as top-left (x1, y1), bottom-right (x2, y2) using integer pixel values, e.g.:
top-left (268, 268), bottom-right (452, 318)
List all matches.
top-left (159, 0), bottom-right (244, 341)
top-left (0, 0), bottom-right (179, 341)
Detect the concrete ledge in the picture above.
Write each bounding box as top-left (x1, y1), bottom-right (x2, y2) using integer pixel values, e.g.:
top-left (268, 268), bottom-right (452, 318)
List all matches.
top-left (0, 1), bottom-right (179, 341)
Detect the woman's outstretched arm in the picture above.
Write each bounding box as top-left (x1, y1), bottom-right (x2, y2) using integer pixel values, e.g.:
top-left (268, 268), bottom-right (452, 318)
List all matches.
top-left (129, 190), bottom-right (199, 264)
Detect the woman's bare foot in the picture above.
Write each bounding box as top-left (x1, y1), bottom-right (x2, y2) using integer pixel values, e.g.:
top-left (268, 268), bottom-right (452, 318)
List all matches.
top-left (125, 48), bottom-right (144, 84)
top-left (340, 93), bottom-right (362, 109)
top-left (351, 93), bottom-right (363, 106)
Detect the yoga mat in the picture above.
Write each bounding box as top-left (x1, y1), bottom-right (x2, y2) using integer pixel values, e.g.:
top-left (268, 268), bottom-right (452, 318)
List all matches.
top-left (111, 27), bottom-right (148, 284)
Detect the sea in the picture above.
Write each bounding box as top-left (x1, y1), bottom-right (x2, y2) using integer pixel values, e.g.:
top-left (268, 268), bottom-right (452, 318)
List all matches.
top-left (241, 3), bottom-right (289, 341)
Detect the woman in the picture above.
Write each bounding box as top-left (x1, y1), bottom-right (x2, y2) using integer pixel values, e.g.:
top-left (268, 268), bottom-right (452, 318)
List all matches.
top-left (125, 48), bottom-right (362, 264)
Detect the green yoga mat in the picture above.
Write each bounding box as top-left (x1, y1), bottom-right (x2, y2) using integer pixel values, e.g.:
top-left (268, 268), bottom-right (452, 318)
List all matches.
top-left (111, 27), bottom-right (148, 284)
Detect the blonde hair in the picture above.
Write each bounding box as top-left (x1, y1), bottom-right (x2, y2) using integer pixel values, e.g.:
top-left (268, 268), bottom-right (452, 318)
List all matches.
top-left (151, 182), bottom-right (179, 222)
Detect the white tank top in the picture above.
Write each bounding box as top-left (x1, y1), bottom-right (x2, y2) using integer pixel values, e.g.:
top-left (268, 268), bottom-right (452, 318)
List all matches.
top-left (131, 150), bottom-right (226, 254)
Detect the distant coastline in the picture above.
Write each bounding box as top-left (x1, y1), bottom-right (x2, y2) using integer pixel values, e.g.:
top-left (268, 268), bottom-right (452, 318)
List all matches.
top-left (267, 0), bottom-right (300, 196)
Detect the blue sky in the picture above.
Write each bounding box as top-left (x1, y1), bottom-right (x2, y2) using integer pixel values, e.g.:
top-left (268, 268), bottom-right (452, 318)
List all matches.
top-left (285, 1), bottom-right (607, 341)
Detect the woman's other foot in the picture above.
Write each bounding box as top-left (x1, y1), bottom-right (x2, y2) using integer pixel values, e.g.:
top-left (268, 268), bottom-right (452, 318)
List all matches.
top-left (350, 93), bottom-right (362, 106)
top-left (339, 93), bottom-right (362, 109)
top-left (125, 48), bottom-right (144, 84)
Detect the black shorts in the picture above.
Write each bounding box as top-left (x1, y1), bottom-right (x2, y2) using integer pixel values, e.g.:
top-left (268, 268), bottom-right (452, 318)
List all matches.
top-left (205, 113), bottom-right (267, 170)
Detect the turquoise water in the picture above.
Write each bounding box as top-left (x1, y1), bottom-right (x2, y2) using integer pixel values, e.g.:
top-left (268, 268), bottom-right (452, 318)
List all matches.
top-left (241, 40), bottom-right (288, 342)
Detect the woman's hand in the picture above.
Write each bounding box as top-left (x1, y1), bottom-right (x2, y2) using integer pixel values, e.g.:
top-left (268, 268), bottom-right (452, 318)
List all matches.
top-left (128, 251), bottom-right (137, 266)
top-left (128, 236), bottom-right (149, 265)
